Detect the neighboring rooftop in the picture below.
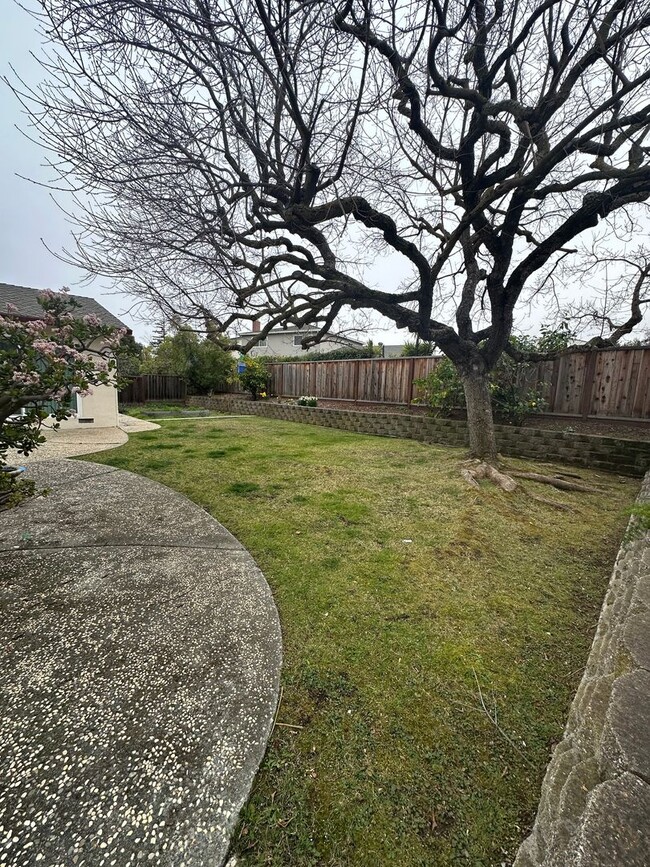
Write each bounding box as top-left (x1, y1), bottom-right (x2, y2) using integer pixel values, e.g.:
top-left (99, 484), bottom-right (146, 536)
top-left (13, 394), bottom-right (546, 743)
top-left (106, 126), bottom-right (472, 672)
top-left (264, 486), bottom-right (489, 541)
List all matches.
top-left (236, 324), bottom-right (363, 346)
top-left (0, 282), bottom-right (128, 331)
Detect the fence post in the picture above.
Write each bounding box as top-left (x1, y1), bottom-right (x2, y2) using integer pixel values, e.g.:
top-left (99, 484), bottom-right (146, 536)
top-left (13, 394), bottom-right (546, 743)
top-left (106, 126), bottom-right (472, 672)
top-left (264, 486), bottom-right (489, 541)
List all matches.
top-left (407, 356), bottom-right (415, 406)
top-left (580, 351), bottom-right (598, 419)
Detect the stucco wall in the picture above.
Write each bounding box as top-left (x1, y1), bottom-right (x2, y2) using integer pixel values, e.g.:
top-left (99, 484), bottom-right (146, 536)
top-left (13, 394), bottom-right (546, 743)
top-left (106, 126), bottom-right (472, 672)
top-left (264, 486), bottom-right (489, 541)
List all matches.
top-left (514, 472), bottom-right (650, 867)
top-left (247, 332), bottom-right (360, 358)
top-left (190, 396), bottom-right (650, 476)
top-left (53, 340), bottom-right (119, 430)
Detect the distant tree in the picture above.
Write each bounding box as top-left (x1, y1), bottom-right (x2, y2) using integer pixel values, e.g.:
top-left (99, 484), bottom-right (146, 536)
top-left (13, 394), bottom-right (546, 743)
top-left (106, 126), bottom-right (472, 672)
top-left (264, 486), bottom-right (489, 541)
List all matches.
top-left (401, 340), bottom-right (435, 357)
top-left (141, 327), bottom-right (234, 393)
top-left (150, 321), bottom-right (167, 348)
top-left (15, 0), bottom-right (650, 467)
top-left (116, 335), bottom-right (144, 377)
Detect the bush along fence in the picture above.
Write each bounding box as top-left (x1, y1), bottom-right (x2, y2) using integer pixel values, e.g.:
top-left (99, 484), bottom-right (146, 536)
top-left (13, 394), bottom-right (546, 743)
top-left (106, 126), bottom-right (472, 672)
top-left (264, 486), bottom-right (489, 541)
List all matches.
top-left (119, 374), bottom-right (187, 403)
top-left (190, 395), bottom-right (650, 476)
top-left (260, 346), bottom-right (650, 421)
top-left (514, 472), bottom-right (650, 867)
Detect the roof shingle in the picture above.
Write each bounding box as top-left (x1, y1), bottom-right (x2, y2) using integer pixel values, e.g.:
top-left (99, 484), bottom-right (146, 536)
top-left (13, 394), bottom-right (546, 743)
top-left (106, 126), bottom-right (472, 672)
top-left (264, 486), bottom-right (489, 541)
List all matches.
top-left (0, 283), bottom-right (128, 331)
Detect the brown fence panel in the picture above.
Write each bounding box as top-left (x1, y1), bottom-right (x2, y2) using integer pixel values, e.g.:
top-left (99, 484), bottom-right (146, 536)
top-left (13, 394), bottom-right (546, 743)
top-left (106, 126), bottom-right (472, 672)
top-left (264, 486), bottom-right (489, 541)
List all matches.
top-left (264, 348), bottom-right (650, 419)
top-left (267, 356), bottom-right (441, 404)
top-left (119, 375), bottom-right (187, 403)
top-left (529, 347), bottom-right (650, 419)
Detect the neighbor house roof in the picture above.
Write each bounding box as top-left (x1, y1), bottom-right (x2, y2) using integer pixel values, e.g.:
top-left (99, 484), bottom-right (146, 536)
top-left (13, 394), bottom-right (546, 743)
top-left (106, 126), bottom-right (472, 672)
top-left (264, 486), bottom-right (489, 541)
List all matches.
top-left (236, 325), bottom-right (363, 346)
top-left (0, 283), bottom-right (129, 331)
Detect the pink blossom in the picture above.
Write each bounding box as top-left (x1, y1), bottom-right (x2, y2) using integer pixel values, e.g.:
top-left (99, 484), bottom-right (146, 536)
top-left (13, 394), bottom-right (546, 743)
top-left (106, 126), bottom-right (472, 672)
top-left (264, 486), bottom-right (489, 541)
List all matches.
top-left (32, 339), bottom-right (60, 357)
top-left (25, 320), bottom-right (47, 334)
top-left (12, 371), bottom-right (41, 386)
top-left (38, 288), bottom-right (56, 300)
top-left (82, 313), bottom-right (103, 327)
top-left (5, 303), bottom-right (18, 313)
top-left (64, 348), bottom-right (85, 361)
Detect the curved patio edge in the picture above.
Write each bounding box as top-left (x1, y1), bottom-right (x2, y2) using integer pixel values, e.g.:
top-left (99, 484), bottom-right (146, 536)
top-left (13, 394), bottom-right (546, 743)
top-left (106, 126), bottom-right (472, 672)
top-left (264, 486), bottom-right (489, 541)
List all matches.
top-left (0, 458), bottom-right (282, 867)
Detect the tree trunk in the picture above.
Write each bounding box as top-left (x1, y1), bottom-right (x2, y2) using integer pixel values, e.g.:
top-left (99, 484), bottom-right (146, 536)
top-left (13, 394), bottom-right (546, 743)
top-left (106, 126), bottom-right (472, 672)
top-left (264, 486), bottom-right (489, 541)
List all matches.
top-left (461, 369), bottom-right (498, 461)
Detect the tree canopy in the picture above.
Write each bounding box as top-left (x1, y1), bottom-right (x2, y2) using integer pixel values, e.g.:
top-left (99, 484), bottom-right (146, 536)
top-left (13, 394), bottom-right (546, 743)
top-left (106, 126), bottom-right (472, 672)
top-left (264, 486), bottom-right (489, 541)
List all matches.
top-left (14, 0), bottom-right (650, 456)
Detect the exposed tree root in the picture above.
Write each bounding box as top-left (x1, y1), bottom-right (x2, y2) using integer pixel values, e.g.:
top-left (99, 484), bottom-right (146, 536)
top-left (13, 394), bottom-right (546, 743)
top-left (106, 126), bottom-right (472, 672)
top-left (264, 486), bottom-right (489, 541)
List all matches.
top-left (508, 471), bottom-right (601, 493)
top-left (460, 461), bottom-right (596, 503)
top-left (528, 494), bottom-right (572, 511)
top-left (461, 461), bottom-right (518, 492)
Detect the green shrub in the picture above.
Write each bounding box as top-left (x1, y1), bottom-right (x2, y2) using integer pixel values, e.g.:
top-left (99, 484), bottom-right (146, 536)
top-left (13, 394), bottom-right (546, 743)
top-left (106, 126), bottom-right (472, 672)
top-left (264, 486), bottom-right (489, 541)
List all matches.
top-left (257, 339), bottom-right (382, 362)
top-left (414, 359), bottom-right (464, 416)
top-left (415, 351), bottom-right (545, 426)
top-left (140, 328), bottom-right (234, 394)
top-left (238, 356), bottom-right (269, 400)
top-left (297, 395), bottom-right (318, 406)
top-left (401, 340), bottom-right (435, 357)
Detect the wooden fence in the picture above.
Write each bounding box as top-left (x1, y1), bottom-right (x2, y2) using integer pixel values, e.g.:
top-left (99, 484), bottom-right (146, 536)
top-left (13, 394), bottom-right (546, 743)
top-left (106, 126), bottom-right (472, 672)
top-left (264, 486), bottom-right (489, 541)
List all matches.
top-left (264, 347), bottom-right (650, 420)
top-left (524, 346), bottom-right (650, 420)
top-left (267, 356), bottom-right (441, 405)
top-left (119, 374), bottom-right (187, 404)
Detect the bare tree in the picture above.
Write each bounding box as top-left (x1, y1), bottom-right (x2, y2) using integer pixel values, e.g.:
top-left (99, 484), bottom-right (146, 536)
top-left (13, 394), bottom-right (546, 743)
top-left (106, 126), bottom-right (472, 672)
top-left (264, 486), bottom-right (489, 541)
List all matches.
top-left (11, 0), bottom-right (650, 460)
top-left (559, 243), bottom-right (650, 345)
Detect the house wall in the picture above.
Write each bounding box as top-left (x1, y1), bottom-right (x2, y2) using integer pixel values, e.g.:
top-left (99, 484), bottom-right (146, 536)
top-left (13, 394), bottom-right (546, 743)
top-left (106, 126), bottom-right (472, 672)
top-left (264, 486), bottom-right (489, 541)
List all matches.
top-left (247, 332), bottom-right (361, 358)
top-left (54, 339), bottom-right (119, 429)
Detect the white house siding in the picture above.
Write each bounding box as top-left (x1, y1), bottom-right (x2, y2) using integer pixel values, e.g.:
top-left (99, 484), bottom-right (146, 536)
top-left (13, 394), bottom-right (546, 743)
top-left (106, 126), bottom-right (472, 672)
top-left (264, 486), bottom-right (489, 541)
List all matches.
top-left (245, 331), bottom-right (362, 358)
top-left (53, 339), bottom-right (119, 430)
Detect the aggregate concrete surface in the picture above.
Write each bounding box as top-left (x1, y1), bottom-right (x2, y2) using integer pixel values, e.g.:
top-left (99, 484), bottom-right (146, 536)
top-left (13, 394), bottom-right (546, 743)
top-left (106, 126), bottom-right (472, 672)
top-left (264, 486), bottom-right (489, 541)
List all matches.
top-left (5, 415), bottom-right (159, 466)
top-left (0, 459), bottom-right (282, 866)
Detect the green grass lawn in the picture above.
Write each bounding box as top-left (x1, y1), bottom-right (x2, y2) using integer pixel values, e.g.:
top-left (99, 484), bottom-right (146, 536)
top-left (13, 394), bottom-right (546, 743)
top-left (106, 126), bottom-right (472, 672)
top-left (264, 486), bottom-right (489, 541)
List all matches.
top-left (83, 417), bottom-right (637, 867)
top-left (120, 401), bottom-right (190, 417)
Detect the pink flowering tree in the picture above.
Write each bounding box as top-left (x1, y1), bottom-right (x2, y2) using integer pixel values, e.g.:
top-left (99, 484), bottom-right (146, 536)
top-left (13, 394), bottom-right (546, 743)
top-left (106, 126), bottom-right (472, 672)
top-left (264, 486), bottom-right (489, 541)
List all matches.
top-left (1, 289), bottom-right (127, 473)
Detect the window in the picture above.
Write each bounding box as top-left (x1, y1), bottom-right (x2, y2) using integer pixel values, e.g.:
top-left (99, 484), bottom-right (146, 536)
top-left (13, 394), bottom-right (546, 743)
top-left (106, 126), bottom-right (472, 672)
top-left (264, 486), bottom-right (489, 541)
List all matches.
top-left (293, 334), bottom-right (304, 346)
top-left (256, 337), bottom-right (267, 347)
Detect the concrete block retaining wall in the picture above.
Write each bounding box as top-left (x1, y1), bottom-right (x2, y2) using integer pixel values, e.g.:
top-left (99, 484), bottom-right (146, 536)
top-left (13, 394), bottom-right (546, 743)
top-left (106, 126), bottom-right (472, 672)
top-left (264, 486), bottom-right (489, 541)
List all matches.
top-left (190, 395), bottom-right (650, 476)
top-left (514, 472), bottom-right (650, 866)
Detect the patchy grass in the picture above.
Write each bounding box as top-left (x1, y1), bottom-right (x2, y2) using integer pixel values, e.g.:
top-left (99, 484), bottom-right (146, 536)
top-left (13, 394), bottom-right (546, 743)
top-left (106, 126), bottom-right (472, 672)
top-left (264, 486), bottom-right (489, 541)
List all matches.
top-left (83, 417), bottom-right (637, 867)
top-left (120, 401), bottom-right (188, 417)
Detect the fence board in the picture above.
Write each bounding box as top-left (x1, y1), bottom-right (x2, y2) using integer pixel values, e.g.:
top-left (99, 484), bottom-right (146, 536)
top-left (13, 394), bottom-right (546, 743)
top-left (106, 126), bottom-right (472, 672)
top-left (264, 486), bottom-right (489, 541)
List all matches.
top-left (539, 347), bottom-right (650, 419)
top-left (266, 356), bottom-right (441, 405)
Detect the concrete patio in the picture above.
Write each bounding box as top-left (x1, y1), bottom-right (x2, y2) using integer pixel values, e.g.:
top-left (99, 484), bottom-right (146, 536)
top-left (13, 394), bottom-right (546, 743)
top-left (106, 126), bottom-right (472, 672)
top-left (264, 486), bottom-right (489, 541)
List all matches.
top-left (0, 459), bottom-right (282, 866)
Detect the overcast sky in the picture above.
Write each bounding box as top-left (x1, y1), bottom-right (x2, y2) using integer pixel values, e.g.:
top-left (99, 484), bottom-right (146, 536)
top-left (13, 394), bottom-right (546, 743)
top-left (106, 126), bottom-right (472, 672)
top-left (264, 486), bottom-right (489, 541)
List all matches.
top-left (1, 2), bottom-right (158, 342)
top-left (0, 2), bottom-right (409, 346)
top-left (2, 3), bottom-right (645, 348)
